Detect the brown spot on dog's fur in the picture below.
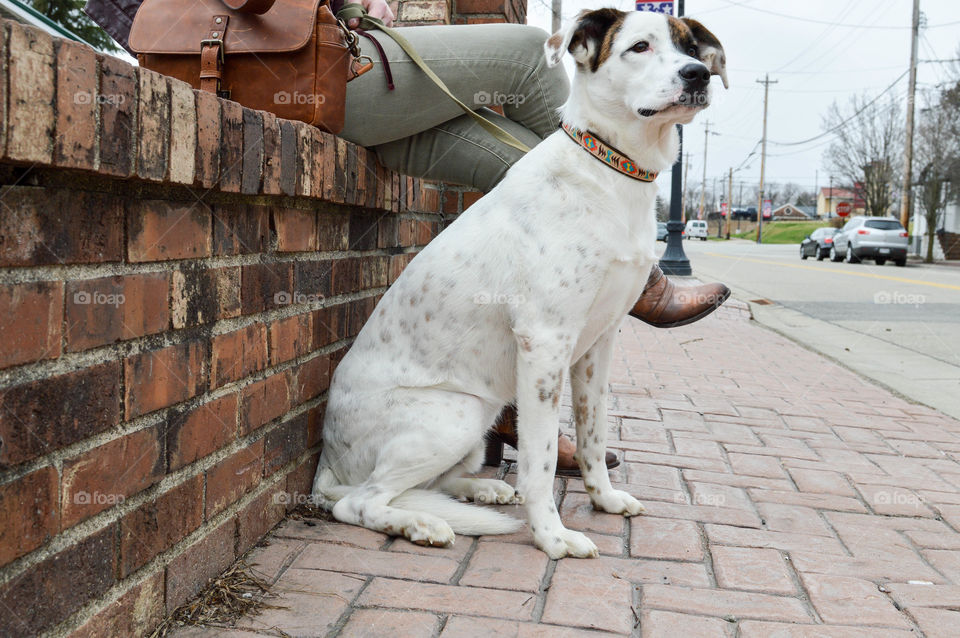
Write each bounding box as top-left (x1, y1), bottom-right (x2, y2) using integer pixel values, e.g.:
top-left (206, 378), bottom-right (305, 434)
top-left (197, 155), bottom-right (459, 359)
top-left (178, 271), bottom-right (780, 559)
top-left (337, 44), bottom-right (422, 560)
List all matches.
top-left (585, 363), bottom-right (595, 381)
top-left (595, 12), bottom-right (626, 69)
top-left (667, 16), bottom-right (695, 53)
top-left (569, 8), bottom-right (628, 72)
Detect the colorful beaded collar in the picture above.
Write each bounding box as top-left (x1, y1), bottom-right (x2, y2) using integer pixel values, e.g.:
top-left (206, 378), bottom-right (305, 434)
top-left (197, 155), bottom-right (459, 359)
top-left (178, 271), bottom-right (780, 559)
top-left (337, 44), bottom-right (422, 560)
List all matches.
top-left (560, 122), bottom-right (659, 183)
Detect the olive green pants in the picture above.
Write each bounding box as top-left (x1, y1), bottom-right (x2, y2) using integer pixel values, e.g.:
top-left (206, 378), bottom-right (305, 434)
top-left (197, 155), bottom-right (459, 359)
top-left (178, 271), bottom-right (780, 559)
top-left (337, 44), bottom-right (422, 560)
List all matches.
top-left (340, 23), bottom-right (569, 192)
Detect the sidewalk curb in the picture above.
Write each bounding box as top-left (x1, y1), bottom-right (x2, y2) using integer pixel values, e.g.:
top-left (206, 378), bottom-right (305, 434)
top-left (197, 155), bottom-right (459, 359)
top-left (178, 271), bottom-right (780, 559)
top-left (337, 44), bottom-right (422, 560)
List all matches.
top-left (696, 277), bottom-right (960, 421)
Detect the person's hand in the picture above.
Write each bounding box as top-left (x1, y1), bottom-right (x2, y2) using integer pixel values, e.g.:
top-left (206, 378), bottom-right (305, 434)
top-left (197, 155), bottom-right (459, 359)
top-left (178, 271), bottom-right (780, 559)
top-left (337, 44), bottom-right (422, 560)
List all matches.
top-left (347, 0), bottom-right (395, 28)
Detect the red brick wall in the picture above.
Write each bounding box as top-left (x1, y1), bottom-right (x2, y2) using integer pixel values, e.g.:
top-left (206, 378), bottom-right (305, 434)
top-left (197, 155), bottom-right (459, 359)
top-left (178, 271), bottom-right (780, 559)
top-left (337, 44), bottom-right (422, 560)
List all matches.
top-left (0, 2), bottom-right (527, 634)
top-left (0, 17), bottom-right (474, 638)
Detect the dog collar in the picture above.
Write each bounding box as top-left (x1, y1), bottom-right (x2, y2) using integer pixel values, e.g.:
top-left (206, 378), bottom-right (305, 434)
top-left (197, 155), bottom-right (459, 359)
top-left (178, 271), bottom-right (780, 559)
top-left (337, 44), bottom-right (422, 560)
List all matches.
top-left (560, 122), bottom-right (659, 183)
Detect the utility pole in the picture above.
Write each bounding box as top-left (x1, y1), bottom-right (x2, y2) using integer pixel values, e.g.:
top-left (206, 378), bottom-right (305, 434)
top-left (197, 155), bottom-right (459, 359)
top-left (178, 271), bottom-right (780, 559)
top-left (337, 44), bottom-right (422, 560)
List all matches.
top-left (726, 167), bottom-right (733, 239)
top-left (828, 174), bottom-right (833, 218)
top-left (899, 0), bottom-right (920, 229)
top-left (551, 0), bottom-right (562, 33)
top-left (755, 74), bottom-right (778, 243)
top-left (698, 120), bottom-right (716, 220)
top-left (657, 0), bottom-right (691, 275)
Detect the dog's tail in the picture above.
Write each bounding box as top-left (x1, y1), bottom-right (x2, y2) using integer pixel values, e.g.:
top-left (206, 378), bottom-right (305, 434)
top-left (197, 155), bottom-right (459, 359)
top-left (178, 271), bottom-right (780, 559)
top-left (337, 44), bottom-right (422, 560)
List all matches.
top-left (390, 489), bottom-right (524, 536)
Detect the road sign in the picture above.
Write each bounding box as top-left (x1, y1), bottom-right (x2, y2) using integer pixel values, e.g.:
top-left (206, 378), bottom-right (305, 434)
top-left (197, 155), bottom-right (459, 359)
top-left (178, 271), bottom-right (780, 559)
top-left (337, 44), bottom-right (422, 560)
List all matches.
top-left (836, 202), bottom-right (852, 217)
top-left (636, 1), bottom-right (674, 14)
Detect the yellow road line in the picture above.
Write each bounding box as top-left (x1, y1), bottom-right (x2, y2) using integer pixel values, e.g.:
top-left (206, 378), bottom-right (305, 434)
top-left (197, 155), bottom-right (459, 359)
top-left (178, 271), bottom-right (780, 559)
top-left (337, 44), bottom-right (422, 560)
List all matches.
top-left (704, 252), bottom-right (960, 291)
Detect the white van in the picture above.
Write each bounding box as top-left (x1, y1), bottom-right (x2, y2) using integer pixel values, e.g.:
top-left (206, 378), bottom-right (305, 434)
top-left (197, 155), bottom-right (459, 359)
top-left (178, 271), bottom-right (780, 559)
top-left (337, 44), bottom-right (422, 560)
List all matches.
top-left (684, 220), bottom-right (708, 241)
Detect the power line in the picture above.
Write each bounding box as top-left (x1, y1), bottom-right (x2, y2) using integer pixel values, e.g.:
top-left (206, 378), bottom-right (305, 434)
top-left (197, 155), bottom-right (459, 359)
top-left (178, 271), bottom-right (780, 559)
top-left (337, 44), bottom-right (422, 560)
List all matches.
top-left (766, 69), bottom-right (909, 147)
top-left (716, 0), bottom-right (960, 30)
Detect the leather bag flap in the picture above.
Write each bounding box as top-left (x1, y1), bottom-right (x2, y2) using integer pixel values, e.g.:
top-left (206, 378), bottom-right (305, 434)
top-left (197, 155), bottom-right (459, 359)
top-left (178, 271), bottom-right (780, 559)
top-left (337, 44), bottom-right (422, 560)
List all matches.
top-left (129, 0), bottom-right (327, 55)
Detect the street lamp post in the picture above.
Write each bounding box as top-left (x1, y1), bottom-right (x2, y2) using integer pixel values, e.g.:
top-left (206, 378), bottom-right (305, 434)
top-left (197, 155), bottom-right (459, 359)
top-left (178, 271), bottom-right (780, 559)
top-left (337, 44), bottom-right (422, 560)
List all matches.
top-left (659, 0), bottom-right (692, 276)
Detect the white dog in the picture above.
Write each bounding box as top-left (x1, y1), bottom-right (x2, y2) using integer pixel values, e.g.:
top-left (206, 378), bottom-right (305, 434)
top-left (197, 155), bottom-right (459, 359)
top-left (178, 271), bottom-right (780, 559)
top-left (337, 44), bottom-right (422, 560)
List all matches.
top-left (312, 8), bottom-right (726, 559)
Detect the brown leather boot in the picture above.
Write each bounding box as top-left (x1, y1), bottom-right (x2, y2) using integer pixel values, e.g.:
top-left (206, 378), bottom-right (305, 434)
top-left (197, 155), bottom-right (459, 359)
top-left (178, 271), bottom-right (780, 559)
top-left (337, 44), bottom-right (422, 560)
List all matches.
top-left (485, 405), bottom-right (620, 476)
top-left (630, 264), bottom-right (730, 328)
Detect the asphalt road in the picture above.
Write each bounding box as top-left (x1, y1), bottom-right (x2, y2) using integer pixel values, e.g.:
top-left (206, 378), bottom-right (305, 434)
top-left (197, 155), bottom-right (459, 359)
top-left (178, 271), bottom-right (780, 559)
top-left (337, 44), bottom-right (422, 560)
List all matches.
top-left (660, 239), bottom-right (960, 418)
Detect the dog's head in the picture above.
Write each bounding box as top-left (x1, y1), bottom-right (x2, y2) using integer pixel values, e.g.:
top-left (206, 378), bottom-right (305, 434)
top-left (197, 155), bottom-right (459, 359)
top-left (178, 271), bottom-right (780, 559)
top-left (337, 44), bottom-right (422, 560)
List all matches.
top-left (545, 9), bottom-right (727, 125)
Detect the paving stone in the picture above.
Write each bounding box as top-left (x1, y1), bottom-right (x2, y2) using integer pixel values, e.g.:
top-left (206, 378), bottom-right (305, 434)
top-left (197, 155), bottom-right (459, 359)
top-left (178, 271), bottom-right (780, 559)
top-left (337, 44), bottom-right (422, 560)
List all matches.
top-left (629, 517), bottom-right (703, 561)
top-left (291, 541), bottom-right (459, 583)
top-left (906, 607), bottom-right (960, 638)
top-left (639, 610), bottom-right (729, 638)
top-left (339, 609), bottom-right (439, 638)
top-left (356, 578), bottom-right (536, 621)
top-left (711, 546), bottom-right (796, 595)
top-left (800, 574), bottom-right (912, 629)
top-left (738, 621), bottom-right (914, 637)
top-left (540, 566), bottom-right (634, 635)
top-left (441, 616), bottom-right (610, 638)
top-left (705, 524), bottom-right (847, 555)
top-left (460, 541), bottom-right (549, 592)
top-left (640, 584), bottom-right (812, 622)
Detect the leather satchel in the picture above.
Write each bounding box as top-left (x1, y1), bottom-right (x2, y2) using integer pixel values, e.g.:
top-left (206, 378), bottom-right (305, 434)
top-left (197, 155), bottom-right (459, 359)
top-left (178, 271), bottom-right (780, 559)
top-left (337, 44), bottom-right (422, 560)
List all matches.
top-left (128, 0), bottom-right (368, 134)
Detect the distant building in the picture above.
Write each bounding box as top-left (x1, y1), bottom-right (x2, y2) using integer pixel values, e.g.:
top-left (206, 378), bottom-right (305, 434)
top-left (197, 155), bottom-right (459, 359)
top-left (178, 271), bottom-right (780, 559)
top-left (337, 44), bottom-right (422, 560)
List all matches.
top-left (816, 187), bottom-right (865, 218)
top-left (772, 204), bottom-right (816, 221)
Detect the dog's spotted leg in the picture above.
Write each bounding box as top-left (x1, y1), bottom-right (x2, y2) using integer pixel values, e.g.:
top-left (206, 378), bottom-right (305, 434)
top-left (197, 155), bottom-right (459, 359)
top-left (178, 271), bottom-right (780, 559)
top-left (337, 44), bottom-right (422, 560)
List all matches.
top-left (570, 326), bottom-right (645, 517)
top-left (515, 329), bottom-right (598, 559)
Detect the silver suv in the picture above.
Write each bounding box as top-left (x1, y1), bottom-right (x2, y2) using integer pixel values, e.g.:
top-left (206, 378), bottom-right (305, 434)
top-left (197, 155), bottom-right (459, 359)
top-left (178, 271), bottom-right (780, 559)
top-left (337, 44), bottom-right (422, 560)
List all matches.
top-left (830, 216), bottom-right (908, 266)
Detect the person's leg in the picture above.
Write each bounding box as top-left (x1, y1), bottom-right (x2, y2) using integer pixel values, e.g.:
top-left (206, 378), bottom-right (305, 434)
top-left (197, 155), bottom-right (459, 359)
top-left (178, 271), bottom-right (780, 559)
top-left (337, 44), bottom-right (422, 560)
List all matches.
top-left (372, 110), bottom-right (541, 193)
top-left (340, 23), bottom-right (568, 189)
top-left (342, 23), bottom-right (568, 146)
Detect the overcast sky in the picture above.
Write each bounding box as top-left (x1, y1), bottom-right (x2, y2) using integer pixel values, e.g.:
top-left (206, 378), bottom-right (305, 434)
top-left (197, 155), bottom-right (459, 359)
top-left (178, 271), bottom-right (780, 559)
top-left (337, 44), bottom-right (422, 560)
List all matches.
top-left (526, 0), bottom-right (960, 205)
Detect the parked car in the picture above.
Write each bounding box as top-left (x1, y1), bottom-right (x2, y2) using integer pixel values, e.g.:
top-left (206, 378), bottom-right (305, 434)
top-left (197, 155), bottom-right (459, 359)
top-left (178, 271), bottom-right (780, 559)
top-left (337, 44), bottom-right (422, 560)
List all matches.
top-left (800, 227), bottom-right (839, 261)
top-left (657, 221), bottom-right (668, 241)
top-left (830, 216), bottom-right (908, 266)
top-left (732, 207), bottom-right (758, 221)
top-left (684, 219), bottom-right (708, 241)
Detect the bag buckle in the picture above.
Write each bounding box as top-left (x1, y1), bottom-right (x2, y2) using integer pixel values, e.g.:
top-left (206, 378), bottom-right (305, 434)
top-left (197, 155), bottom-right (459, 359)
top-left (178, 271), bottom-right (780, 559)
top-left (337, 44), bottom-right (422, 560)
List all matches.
top-left (200, 38), bottom-right (226, 63)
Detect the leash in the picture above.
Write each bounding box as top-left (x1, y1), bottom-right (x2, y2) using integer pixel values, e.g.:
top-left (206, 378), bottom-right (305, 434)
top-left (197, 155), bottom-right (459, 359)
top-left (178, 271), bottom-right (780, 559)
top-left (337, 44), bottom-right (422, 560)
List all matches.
top-left (335, 3), bottom-right (532, 153)
top-left (560, 122), bottom-right (659, 183)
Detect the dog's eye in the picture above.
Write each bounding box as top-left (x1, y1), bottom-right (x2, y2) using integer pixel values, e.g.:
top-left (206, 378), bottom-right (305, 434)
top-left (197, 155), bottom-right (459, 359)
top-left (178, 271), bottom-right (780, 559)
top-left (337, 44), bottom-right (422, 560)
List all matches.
top-left (630, 41), bottom-right (649, 53)
top-left (687, 45), bottom-right (699, 57)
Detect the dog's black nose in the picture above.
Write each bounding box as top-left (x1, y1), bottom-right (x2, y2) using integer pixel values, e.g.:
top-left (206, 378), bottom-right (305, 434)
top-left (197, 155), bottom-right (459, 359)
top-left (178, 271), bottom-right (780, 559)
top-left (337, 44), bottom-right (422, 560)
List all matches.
top-left (679, 63), bottom-right (711, 89)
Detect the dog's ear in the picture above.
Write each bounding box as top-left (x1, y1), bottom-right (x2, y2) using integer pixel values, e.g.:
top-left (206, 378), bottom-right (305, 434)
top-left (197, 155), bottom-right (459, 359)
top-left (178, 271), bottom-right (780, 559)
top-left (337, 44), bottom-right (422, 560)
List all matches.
top-left (544, 8), bottom-right (627, 71)
top-left (681, 17), bottom-right (728, 89)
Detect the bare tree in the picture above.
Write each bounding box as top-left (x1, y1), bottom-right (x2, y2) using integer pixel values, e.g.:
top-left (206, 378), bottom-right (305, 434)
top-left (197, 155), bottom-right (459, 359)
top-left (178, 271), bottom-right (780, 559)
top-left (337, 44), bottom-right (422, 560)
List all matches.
top-left (915, 89), bottom-right (960, 262)
top-left (823, 94), bottom-right (904, 217)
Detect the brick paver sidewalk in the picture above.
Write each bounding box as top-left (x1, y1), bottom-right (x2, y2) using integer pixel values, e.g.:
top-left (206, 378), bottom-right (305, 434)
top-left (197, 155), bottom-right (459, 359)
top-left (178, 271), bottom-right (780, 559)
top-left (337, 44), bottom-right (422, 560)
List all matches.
top-left (173, 301), bottom-right (960, 638)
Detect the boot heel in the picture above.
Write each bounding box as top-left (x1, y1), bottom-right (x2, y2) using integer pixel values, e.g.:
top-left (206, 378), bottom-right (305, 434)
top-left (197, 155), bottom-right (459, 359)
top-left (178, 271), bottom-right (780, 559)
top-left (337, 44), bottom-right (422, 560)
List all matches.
top-left (484, 436), bottom-right (504, 466)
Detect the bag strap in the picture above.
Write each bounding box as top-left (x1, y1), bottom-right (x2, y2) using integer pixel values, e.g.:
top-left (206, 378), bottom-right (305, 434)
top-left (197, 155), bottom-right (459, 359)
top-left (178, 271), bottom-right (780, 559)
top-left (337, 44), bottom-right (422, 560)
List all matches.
top-left (336, 3), bottom-right (531, 154)
top-left (220, 0), bottom-right (276, 14)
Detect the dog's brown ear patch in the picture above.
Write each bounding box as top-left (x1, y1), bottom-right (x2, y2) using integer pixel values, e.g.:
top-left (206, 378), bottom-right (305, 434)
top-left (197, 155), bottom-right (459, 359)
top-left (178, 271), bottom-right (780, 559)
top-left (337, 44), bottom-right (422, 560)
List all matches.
top-left (569, 8), bottom-right (627, 72)
top-left (681, 17), bottom-right (729, 88)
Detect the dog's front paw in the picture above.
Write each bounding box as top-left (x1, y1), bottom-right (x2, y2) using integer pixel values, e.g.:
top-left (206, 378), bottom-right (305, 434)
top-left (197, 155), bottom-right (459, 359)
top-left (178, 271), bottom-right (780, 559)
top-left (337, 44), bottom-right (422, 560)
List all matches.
top-left (535, 528), bottom-right (599, 559)
top-left (404, 516), bottom-right (456, 547)
top-left (473, 479), bottom-right (524, 505)
top-left (591, 489), bottom-right (646, 517)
